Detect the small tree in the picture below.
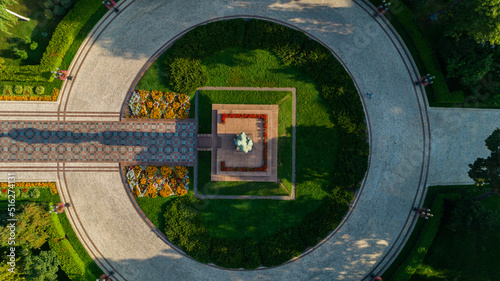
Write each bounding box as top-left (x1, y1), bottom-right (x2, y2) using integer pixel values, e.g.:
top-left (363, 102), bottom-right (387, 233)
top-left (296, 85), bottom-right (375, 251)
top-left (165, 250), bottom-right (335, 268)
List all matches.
top-left (23, 250), bottom-right (60, 281)
top-left (468, 128), bottom-right (500, 192)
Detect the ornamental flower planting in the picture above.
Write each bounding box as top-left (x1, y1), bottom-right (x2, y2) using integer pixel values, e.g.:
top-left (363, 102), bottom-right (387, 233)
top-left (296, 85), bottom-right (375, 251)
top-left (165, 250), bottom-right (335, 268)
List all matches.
top-left (126, 165), bottom-right (189, 198)
top-left (128, 90), bottom-right (190, 119)
top-left (220, 114), bottom-right (268, 172)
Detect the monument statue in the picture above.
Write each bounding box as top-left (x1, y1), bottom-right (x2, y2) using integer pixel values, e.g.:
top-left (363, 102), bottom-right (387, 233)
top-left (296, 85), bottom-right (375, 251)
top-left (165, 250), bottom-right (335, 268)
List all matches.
top-left (234, 132), bottom-right (253, 153)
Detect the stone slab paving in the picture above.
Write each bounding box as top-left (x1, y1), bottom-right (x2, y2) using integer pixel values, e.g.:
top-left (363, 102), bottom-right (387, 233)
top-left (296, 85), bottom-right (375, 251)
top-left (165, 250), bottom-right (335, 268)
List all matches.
top-left (427, 108), bottom-right (500, 186)
top-left (0, 120), bottom-right (197, 164)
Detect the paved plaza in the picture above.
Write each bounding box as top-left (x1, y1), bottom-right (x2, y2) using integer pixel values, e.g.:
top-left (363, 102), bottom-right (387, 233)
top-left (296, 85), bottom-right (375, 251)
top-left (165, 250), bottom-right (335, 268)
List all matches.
top-left (211, 104), bottom-right (278, 182)
top-left (1, 0), bottom-right (499, 281)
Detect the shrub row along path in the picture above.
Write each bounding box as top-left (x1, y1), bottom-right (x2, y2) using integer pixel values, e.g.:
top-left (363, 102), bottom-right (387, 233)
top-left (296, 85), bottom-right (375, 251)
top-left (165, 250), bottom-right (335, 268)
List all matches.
top-left (0, 0), bottom-right (499, 280)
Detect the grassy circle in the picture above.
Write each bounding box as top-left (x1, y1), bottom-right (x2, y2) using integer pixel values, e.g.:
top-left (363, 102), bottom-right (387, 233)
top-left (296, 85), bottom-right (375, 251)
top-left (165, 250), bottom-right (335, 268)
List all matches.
top-left (135, 19), bottom-right (368, 269)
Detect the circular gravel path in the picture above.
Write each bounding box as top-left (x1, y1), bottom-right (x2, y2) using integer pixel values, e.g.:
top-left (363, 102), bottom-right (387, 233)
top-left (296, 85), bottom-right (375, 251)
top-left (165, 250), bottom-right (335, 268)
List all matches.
top-left (2, 0), bottom-right (439, 280)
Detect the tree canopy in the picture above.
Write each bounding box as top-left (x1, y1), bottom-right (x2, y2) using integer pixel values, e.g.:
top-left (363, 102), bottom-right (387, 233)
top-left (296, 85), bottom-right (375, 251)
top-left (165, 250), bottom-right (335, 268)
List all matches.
top-left (444, 0), bottom-right (500, 45)
top-left (23, 250), bottom-right (60, 281)
top-left (468, 128), bottom-right (500, 192)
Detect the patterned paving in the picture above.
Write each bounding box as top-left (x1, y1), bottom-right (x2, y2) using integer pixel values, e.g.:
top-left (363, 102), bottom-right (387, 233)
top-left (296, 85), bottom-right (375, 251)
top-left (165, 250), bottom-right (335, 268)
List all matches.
top-left (0, 121), bottom-right (197, 163)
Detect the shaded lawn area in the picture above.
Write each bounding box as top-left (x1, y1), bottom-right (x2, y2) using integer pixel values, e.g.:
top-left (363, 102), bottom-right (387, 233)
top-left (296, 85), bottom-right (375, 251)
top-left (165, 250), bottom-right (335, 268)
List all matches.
top-left (410, 192), bottom-right (500, 281)
top-left (137, 47), bottom-right (340, 243)
top-left (1, 0), bottom-right (66, 66)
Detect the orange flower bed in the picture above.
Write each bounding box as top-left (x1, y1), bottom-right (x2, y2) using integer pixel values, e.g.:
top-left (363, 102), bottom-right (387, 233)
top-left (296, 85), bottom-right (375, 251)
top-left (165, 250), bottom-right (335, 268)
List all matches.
top-left (126, 165), bottom-right (189, 198)
top-left (0, 182), bottom-right (58, 194)
top-left (0, 88), bottom-right (59, 101)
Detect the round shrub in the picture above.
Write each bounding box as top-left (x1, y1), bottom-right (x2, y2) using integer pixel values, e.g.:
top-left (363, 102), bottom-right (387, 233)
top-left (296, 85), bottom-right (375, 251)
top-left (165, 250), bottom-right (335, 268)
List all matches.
top-left (30, 42), bottom-right (38, 50)
top-left (13, 48), bottom-right (28, 60)
top-left (44, 9), bottom-right (53, 19)
top-left (60, 0), bottom-right (73, 9)
top-left (28, 188), bottom-right (41, 199)
top-left (53, 5), bottom-right (66, 16)
top-left (43, 0), bottom-right (54, 9)
top-left (35, 86), bottom-right (45, 95)
top-left (14, 85), bottom-right (23, 95)
top-left (15, 188), bottom-right (21, 199)
top-left (167, 58), bottom-right (207, 94)
top-left (23, 36), bottom-right (31, 44)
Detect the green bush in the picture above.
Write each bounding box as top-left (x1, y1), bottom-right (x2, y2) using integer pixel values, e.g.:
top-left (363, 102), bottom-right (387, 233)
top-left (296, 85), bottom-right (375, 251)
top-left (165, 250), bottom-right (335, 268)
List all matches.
top-left (163, 196), bottom-right (211, 263)
top-left (391, 193), bottom-right (461, 280)
top-left (447, 199), bottom-right (497, 232)
top-left (23, 250), bottom-right (60, 281)
top-left (260, 227), bottom-right (305, 267)
top-left (30, 42), bottom-right (38, 50)
top-left (2, 85), bottom-right (13, 95)
top-left (44, 9), bottom-right (53, 20)
top-left (60, 0), bottom-right (73, 10)
top-left (299, 188), bottom-right (354, 246)
top-left (35, 86), bottom-right (45, 95)
top-left (13, 85), bottom-right (23, 94)
top-left (44, 0), bottom-right (54, 9)
top-left (23, 85), bottom-right (34, 95)
top-left (53, 5), bottom-right (66, 16)
top-left (28, 188), bottom-right (41, 199)
top-left (49, 239), bottom-right (85, 279)
top-left (167, 58), bottom-right (207, 94)
top-left (210, 238), bottom-right (260, 269)
top-left (13, 48), bottom-right (28, 60)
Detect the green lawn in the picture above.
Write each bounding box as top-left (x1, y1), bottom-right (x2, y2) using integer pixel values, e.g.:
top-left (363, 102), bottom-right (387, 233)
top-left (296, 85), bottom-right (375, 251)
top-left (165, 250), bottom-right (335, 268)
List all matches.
top-left (136, 47), bottom-right (340, 242)
top-left (1, 0), bottom-right (67, 66)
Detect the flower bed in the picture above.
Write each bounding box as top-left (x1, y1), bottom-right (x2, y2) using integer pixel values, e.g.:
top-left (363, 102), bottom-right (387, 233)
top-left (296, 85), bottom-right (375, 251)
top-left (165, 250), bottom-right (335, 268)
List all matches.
top-left (0, 87), bottom-right (59, 101)
top-left (126, 165), bottom-right (189, 198)
top-left (0, 182), bottom-right (57, 195)
top-left (220, 114), bottom-right (268, 172)
top-left (128, 90), bottom-right (190, 119)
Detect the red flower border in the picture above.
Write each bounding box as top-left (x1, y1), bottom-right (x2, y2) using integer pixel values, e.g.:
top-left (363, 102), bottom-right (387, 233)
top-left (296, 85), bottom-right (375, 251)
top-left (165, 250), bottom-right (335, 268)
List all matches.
top-left (220, 114), bottom-right (268, 172)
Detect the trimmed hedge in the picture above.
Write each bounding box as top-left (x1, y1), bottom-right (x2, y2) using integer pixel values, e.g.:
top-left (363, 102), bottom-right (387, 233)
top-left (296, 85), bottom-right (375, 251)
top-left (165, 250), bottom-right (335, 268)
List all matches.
top-left (48, 213), bottom-right (66, 241)
top-left (391, 193), bottom-right (461, 280)
top-left (0, 0), bottom-right (102, 82)
top-left (49, 238), bottom-right (86, 279)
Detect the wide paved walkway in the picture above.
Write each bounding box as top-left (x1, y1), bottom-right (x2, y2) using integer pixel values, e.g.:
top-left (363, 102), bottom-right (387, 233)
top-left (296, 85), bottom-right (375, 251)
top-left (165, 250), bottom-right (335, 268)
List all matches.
top-left (0, 120), bottom-right (197, 163)
top-left (0, 0), bottom-right (497, 280)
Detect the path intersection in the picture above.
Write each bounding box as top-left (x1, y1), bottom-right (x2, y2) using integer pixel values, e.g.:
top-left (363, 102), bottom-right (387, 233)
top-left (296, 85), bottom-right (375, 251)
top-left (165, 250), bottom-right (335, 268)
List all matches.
top-left (1, 0), bottom-right (499, 280)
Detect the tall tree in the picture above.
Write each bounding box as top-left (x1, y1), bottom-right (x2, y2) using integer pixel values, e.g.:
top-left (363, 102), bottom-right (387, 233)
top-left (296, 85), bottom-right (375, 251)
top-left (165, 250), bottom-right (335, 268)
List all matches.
top-left (0, 202), bottom-right (50, 249)
top-left (0, 0), bottom-right (18, 35)
top-left (444, 0), bottom-right (500, 45)
top-left (468, 128), bottom-right (500, 192)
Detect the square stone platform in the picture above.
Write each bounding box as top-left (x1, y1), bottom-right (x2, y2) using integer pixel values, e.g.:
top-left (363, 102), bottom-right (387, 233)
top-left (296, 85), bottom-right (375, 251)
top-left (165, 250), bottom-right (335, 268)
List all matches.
top-left (211, 104), bottom-right (278, 182)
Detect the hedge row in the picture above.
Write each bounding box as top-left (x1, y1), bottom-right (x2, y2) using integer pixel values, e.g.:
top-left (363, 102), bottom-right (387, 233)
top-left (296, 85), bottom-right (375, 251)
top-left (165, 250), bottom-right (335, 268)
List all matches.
top-left (387, 1), bottom-right (460, 104)
top-left (49, 239), bottom-right (86, 279)
top-left (0, 0), bottom-right (102, 82)
top-left (390, 193), bottom-right (461, 280)
top-left (164, 189), bottom-right (353, 268)
top-left (163, 19), bottom-right (369, 185)
top-left (46, 204), bottom-right (87, 280)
